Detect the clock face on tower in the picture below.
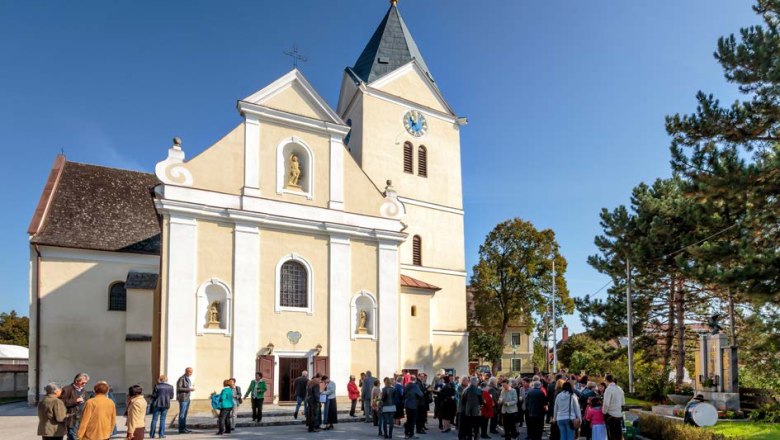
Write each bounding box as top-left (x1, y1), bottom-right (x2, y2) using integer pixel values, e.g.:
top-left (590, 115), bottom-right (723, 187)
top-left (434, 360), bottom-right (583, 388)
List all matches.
top-left (403, 110), bottom-right (428, 137)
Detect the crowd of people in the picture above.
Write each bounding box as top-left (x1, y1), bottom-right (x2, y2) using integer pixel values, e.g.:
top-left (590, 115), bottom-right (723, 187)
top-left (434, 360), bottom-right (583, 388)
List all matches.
top-left (36, 366), bottom-right (626, 440)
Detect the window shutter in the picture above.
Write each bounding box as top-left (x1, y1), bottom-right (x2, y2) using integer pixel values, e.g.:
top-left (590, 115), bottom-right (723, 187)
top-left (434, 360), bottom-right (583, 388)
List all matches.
top-left (403, 142), bottom-right (413, 173)
top-left (418, 146), bottom-right (427, 177)
top-left (412, 235), bottom-right (422, 266)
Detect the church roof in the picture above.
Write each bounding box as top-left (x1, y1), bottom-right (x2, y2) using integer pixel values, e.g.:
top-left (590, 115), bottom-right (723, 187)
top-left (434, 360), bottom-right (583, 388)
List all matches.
top-left (30, 159), bottom-right (161, 255)
top-left (400, 274), bottom-right (440, 291)
top-left (351, 3), bottom-right (436, 86)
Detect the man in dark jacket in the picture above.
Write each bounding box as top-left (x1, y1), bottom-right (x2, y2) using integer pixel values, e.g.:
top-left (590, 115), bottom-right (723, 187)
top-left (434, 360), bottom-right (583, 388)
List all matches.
top-left (525, 381), bottom-right (547, 440)
top-left (361, 371), bottom-right (374, 423)
top-left (404, 376), bottom-right (424, 439)
top-left (176, 367), bottom-right (195, 433)
top-left (60, 372), bottom-right (89, 440)
top-left (293, 370), bottom-right (309, 419)
top-left (150, 375), bottom-right (175, 438)
top-left (461, 377), bottom-right (484, 440)
top-left (416, 373), bottom-right (431, 434)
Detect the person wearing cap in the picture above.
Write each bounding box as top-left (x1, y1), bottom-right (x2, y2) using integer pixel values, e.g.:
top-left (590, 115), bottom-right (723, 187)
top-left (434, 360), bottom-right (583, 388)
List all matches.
top-left (38, 382), bottom-right (68, 440)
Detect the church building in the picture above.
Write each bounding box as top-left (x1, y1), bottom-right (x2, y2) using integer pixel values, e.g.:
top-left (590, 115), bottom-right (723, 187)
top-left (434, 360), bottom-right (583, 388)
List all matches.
top-left (27, 1), bottom-right (468, 404)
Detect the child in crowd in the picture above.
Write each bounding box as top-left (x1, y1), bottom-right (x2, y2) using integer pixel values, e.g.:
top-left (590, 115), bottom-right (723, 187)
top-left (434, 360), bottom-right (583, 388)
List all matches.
top-left (584, 397), bottom-right (606, 440)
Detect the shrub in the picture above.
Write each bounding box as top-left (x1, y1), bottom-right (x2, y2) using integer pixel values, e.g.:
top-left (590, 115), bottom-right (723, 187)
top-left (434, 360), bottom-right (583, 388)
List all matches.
top-left (638, 414), bottom-right (731, 440)
top-left (748, 402), bottom-right (780, 423)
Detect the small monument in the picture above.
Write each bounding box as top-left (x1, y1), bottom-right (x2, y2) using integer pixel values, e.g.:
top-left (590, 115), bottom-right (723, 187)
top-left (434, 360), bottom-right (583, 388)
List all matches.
top-left (286, 154), bottom-right (302, 189)
top-left (207, 301), bottom-right (221, 329)
top-left (357, 310), bottom-right (369, 334)
top-left (693, 313), bottom-right (740, 410)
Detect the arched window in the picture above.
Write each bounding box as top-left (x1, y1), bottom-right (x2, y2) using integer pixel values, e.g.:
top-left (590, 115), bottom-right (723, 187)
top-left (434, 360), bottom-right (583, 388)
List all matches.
top-left (403, 142), bottom-right (413, 174)
top-left (412, 235), bottom-right (422, 266)
top-left (280, 261), bottom-right (308, 308)
top-left (418, 145), bottom-right (427, 177)
top-left (411, 305), bottom-right (417, 317)
top-left (108, 282), bottom-right (126, 311)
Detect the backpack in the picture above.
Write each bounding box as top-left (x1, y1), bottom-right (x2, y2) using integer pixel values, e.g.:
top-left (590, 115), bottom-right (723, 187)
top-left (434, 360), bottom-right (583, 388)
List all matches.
top-left (211, 393), bottom-right (221, 411)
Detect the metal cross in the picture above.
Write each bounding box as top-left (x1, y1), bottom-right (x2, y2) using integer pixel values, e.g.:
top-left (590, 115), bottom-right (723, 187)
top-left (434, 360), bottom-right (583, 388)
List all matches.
top-left (283, 44), bottom-right (308, 68)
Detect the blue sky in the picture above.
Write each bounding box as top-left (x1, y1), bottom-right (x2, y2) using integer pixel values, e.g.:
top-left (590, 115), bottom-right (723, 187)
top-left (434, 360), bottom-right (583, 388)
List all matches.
top-left (0, 1), bottom-right (758, 335)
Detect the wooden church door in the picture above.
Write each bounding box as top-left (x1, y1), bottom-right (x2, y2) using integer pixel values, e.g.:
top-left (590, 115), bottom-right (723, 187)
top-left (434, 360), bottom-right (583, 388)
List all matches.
top-left (257, 355), bottom-right (275, 401)
top-left (314, 356), bottom-right (329, 377)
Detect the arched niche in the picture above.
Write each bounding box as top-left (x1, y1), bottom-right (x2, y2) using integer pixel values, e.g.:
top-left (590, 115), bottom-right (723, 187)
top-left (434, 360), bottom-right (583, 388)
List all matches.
top-left (351, 290), bottom-right (377, 340)
top-left (276, 136), bottom-right (314, 200)
top-left (196, 278), bottom-right (232, 336)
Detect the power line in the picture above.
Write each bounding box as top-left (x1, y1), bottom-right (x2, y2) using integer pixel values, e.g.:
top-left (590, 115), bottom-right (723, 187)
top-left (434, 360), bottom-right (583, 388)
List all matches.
top-left (662, 223), bottom-right (739, 260)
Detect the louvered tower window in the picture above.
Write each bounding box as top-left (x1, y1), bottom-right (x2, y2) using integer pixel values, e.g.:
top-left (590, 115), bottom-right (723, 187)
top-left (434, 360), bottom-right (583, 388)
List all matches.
top-left (280, 261), bottom-right (308, 308)
top-left (403, 142), bottom-right (413, 173)
top-left (108, 282), bottom-right (127, 311)
top-left (412, 235), bottom-right (422, 266)
top-left (418, 146), bottom-right (427, 177)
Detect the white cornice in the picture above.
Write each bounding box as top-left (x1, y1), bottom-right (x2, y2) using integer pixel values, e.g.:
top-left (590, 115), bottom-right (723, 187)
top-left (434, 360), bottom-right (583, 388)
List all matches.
top-left (237, 101), bottom-right (350, 137)
top-left (397, 197), bottom-right (463, 215)
top-left (155, 186), bottom-right (406, 243)
top-left (400, 264), bottom-right (467, 277)
top-left (432, 330), bottom-right (469, 337)
top-left (38, 246), bottom-right (159, 267)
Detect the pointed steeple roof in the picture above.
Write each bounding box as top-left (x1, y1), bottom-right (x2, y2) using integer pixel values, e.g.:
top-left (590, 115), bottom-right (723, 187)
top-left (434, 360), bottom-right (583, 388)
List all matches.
top-left (351, 3), bottom-right (435, 86)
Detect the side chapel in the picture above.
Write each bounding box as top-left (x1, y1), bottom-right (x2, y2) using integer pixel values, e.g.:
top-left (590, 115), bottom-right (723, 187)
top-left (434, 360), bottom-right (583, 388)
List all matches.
top-left (27, 1), bottom-right (468, 404)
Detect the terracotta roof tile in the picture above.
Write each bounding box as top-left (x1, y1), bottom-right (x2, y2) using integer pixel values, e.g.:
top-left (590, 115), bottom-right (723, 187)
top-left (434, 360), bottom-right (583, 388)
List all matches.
top-left (400, 274), bottom-right (440, 291)
top-left (30, 161), bottom-right (161, 254)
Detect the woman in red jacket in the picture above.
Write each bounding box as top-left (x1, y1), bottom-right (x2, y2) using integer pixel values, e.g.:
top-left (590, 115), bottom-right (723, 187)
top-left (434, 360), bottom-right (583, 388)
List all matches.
top-left (347, 375), bottom-right (360, 417)
top-left (480, 383), bottom-right (494, 439)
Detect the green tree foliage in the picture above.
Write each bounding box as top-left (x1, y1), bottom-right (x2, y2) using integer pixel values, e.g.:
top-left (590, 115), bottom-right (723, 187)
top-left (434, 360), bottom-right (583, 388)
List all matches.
top-left (0, 311), bottom-right (29, 347)
top-left (470, 218), bottom-right (572, 373)
top-left (556, 333), bottom-right (610, 374)
top-left (666, 0), bottom-right (780, 300)
top-left (468, 330), bottom-right (504, 366)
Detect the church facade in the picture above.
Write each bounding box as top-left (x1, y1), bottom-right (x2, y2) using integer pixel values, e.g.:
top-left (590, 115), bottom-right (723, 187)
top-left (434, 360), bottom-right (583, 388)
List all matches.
top-left (28, 2), bottom-right (468, 404)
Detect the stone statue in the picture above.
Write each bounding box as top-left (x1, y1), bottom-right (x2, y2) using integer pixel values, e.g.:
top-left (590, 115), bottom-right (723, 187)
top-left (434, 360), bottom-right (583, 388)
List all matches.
top-left (707, 313), bottom-right (723, 335)
top-left (287, 154), bottom-right (302, 188)
top-left (357, 310), bottom-right (368, 334)
top-left (207, 301), bottom-right (221, 329)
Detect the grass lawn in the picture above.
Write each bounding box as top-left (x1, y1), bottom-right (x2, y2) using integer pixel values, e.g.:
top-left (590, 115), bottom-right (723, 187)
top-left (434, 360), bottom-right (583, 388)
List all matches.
top-left (625, 396), bottom-right (654, 407)
top-left (705, 422), bottom-right (780, 439)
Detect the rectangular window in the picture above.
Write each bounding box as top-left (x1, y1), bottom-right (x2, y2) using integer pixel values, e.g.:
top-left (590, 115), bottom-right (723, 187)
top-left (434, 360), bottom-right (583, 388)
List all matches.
top-left (511, 358), bottom-right (521, 372)
top-left (511, 333), bottom-right (521, 347)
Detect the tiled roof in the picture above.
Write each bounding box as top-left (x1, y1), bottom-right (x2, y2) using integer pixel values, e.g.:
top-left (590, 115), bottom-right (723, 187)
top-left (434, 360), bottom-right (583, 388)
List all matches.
top-left (351, 4), bottom-right (435, 86)
top-left (30, 160), bottom-right (161, 255)
top-left (400, 274), bottom-right (440, 291)
top-left (126, 271), bottom-right (159, 289)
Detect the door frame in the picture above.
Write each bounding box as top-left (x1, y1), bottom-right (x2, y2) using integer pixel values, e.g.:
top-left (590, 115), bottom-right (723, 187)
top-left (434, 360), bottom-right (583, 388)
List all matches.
top-left (273, 349), bottom-right (316, 403)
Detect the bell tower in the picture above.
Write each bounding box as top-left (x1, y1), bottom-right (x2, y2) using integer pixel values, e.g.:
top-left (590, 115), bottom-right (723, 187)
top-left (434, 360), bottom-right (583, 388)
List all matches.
top-left (337, 0), bottom-right (468, 373)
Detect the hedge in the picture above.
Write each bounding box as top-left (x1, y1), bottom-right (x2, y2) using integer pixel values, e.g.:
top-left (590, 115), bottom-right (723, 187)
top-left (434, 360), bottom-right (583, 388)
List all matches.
top-left (638, 414), bottom-right (737, 440)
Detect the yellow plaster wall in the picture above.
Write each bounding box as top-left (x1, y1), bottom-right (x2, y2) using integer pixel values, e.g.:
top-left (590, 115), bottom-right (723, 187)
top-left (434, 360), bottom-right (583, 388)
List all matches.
top-left (194, 334), bottom-right (232, 399)
top-left (399, 292), bottom-right (432, 372)
top-left (342, 150), bottom-right (386, 217)
top-left (257, 121), bottom-right (331, 209)
top-left (400, 204), bottom-right (465, 271)
top-left (184, 124), bottom-right (245, 195)
top-left (36, 255), bottom-right (157, 396)
top-left (432, 334), bottom-right (469, 375)
top-left (350, 239), bottom-right (379, 295)
top-left (258, 229), bottom-right (330, 355)
top-left (262, 84), bottom-right (324, 120)
top-left (196, 220), bottom-right (234, 287)
top-left (359, 93), bottom-right (463, 209)
top-left (351, 339), bottom-right (378, 378)
top-left (400, 269), bottom-right (467, 333)
top-left (374, 69), bottom-right (449, 114)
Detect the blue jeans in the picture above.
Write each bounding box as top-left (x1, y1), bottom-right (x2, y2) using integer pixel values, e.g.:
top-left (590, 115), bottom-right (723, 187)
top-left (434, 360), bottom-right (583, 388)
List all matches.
top-left (295, 396), bottom-right (307, 418)
top-left (382, 411), bottom-right (394, 438)
top-left (150, 407), bottom-right (168, 437)
top-left (66, 425), bottom-right (78, 440)
top-left (178, 400), bottom-right (190, 432)
top-left (557, 420), bottom-right (576, 440)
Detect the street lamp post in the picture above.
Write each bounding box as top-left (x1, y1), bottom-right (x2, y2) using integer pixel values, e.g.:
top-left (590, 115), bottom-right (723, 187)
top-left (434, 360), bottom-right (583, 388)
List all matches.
top-left (551, 259), bottom-right (558, 373)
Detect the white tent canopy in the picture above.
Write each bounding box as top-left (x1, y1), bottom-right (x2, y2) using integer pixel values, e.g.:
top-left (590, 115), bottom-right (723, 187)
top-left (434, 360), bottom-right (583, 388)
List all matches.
top-left (0, 344), bottom-right (29, 360)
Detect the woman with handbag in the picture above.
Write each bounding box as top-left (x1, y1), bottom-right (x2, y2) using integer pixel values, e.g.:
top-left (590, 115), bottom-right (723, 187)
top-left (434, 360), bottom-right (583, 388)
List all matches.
top-left (380, 378), bottom-right (397, 439)
top-left (498, 380), bottom-right (519, 440)
top-left (552, 382), bottom-right (581, 440)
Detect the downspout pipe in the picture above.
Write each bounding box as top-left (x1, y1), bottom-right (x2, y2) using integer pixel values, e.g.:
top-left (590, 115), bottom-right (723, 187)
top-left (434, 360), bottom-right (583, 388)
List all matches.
top-left (33, 244), bottom-right (42, 405)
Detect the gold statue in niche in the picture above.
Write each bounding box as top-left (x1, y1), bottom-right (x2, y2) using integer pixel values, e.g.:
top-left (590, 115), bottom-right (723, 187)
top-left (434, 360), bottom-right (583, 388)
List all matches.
top-left (357, 310), bottom-right (368, 334)
top-left (286, 154), bottom-right (302, 189)
top-left (207, 300), bottom-right (221, 329)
